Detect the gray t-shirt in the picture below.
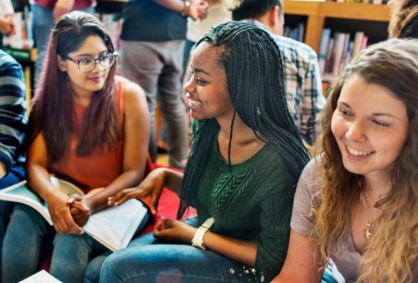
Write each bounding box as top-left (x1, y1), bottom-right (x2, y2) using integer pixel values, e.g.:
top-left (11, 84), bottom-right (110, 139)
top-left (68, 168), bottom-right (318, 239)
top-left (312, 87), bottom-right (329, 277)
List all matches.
top-left (291, 159), bottom-right (361, 283)
top-left (291, 159), bottom-right (418, 282)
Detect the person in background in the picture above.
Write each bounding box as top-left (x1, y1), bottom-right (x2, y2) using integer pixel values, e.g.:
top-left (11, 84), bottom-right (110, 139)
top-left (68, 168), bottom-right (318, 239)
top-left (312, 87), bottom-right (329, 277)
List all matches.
top-left (232, 0), bottom-right (325, 146)
top-left (157, 0), bottom-right (231, 154)
top-left (0, 0), bottom-right (16, 45)
top-left (0, 48), bottom-right (26, 275)
top-left (119, 0), bottom-right (207, 168)
top-left (99, 21), bottom-right (310, 283)
top-left (32, 0), bottom-right (95, 85)
top-left (2, 11), bottom-right (150, 282)
top-left (388, 0), bottom-right (418, 38)
top-left (273, 38), bottom-right (418, 283)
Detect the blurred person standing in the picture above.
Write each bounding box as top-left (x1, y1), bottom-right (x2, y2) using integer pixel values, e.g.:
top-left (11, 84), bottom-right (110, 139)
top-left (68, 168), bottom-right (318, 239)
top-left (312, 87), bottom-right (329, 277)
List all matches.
top-left (119, 0), bottom-right (207, 168)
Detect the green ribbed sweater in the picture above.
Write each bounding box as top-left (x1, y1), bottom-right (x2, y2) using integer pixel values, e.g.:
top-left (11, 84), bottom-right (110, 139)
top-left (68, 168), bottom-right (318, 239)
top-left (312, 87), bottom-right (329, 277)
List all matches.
top-left (191, 141), bottom-right (298, 281)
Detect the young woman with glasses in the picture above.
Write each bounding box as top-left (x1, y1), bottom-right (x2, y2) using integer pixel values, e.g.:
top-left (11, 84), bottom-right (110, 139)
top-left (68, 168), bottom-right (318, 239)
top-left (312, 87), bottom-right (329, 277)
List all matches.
top-left (2, 11), bottom-right (150, 282)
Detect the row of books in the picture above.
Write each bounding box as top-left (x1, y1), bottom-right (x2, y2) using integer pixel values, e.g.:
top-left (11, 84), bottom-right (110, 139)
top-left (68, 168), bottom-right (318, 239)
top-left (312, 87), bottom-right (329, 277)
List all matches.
top-left (318, 29), bottom-right (369, 75)
top-left (283, 23), bottom-right (305, 43)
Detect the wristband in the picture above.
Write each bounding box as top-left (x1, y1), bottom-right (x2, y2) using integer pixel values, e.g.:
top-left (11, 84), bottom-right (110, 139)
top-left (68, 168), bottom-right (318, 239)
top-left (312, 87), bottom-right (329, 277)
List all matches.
top-left (181, 0), bottom-right (191, 16)
top-left (191, 217), bottom-right (214, 250)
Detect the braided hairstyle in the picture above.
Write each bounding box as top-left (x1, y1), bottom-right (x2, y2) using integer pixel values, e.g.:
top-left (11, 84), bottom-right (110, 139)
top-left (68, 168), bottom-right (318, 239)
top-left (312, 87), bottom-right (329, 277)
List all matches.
top-left (177, 21), bottom-right (310, 218)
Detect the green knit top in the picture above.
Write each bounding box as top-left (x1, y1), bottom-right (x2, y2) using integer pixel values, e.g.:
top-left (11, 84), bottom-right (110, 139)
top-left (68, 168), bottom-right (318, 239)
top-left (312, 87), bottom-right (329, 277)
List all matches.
top-left (191, 140), bottom-right (298, 281)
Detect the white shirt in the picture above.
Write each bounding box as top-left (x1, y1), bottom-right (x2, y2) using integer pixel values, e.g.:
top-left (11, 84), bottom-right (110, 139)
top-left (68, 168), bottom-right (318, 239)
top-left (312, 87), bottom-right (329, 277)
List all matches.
top-left (0, 0), bottom-right (14, 17)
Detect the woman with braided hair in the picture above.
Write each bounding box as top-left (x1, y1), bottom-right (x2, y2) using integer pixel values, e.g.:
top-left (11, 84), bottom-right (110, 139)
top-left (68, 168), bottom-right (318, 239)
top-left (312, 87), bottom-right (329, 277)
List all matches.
top-left (98, 21), bottom-right (310, 282)
top-left (273, 38), bottom-right (418, 283)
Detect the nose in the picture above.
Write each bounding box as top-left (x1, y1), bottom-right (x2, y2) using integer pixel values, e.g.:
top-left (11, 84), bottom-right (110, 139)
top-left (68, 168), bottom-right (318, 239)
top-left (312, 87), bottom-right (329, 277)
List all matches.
top-left (346, 120), bottom-right (366, 142)
top-left (183, 74), bottom-right (194, 96)
top-left (91, 59), bottom-right (104, 72)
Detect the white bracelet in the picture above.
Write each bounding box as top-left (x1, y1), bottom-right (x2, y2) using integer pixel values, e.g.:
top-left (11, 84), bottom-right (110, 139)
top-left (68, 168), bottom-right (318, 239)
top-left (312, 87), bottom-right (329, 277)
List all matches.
top-left (191, 217), bottom-right (214, 250)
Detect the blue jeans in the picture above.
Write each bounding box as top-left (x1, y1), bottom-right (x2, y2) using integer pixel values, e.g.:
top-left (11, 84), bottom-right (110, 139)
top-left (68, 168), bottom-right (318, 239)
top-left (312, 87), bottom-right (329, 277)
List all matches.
top-left (32, 3), bottom-right (95, 85)
top-left (0, 165), bottom-right (25, 271)
top-left (99, 217), bottom-right (264, 283)
top-left (120, 40), bottom-right (189, 167)
top-left (2, 204), bottom-right (149, 282)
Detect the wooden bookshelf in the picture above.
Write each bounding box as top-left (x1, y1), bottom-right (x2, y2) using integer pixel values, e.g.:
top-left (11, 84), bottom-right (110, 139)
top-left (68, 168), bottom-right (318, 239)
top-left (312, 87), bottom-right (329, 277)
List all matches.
top-left (284, 0), bottom-right (391, 52)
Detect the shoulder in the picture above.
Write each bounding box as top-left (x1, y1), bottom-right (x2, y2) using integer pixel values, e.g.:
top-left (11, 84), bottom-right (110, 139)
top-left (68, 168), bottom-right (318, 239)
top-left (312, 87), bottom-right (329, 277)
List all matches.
top-left (274, 35), bottom-right (319, 62)
top-left (116, 75), bottom-right (146, 103)
top-left (0, 50), bottom-right (22, 75)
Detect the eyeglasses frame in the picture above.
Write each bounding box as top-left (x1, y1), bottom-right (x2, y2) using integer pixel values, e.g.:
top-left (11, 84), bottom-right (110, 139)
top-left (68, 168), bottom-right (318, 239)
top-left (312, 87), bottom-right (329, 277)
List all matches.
top-left (59, 51), bottom-right (118, 73)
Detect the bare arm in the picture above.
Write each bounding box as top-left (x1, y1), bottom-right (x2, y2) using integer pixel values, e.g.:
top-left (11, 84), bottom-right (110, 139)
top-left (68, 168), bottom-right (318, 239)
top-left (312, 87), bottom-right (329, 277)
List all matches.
top-left (27, 133), bottom-right (84, 235)
top-left (154, 218), bottom-right (257, 266)
top-left (153, 0), bottom-right (208, 21)
top-left (84, 82), bottom-right (150, 213)
top-left (271, 229), bottom-right (322, 283)
top-left (108, 167), bottom-right (184, 215)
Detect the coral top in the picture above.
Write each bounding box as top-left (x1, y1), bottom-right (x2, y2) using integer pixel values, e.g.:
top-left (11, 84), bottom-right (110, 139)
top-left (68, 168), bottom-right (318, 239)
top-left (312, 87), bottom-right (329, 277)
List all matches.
top-left (49, 77), bottom-right (126, 192)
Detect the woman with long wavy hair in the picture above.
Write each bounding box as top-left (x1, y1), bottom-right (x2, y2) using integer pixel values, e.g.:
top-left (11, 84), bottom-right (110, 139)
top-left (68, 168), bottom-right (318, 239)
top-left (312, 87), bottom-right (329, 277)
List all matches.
top-left (274, 38), bottom-right (418, 283)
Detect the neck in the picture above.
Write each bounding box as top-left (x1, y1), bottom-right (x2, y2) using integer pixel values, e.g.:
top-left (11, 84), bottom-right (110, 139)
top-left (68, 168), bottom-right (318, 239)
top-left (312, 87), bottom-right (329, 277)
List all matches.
top-left (217, 112), bottom-right (258, 144)
top-left (71, 89), bottom-right (93, 107)
top-left (362, 175), bottom-right (391, 205)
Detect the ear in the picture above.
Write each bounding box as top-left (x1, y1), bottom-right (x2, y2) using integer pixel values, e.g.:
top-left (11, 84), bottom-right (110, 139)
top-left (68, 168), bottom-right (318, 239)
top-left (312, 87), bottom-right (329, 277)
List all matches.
top-left (268, 5), bottom-right (280, 28)
top-left (57, 55), bottom-right (67, 72)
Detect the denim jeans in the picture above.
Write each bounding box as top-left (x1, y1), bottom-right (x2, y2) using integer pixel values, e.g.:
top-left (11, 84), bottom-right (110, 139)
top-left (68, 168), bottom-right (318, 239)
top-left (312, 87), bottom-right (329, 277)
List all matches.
top-left (31, 3), bottom-right (95, 85)
top-left (3, 203), bottom-right (149, 283)
top-left (120, 40), bottom-right (189, 167)
top-left (0, 165), bottom-right (25, 271)
top-left (99, 217), bottom-right (264, 283)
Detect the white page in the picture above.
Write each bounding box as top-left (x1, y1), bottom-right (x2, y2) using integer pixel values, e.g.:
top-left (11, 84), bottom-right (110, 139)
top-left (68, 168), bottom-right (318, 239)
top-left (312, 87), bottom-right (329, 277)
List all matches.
top-left (83, 199), bottom-right (148, 252)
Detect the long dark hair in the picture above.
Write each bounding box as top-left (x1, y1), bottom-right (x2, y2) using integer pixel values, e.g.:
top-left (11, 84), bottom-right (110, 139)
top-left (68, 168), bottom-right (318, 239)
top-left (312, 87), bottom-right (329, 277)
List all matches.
top-left (177, 21), bottom-right (310, 218)
top-left (26, 11), bottom-right (120, 163)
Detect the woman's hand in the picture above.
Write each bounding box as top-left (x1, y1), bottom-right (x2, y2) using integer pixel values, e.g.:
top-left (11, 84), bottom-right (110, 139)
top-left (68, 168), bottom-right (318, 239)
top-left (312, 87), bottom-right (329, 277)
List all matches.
top-left (108, 168), bottom-right (167, 215)
top-left (68, 194), bottom-right (90, 227)
top-left (153, 217), bottom-right (197, 243)
top-left (46, 191), bottom-right (84, 235)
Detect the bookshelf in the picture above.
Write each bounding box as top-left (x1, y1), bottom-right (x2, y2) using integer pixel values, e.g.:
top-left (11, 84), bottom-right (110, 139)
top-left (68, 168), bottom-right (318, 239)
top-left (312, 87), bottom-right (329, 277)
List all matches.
top-left (284, 0), bottom-right (391, 53)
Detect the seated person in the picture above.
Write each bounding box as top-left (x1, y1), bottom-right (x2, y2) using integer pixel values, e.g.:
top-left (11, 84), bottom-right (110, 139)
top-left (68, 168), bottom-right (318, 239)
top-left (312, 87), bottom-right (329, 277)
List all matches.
top-left (95, 21), bottom-right (311, 283)
top-left (0, 48), bottom-right (26, 272)
top-left (273, 38), bottom-right (418, 283)
top-left (2, 11), bottom-right (150, 282)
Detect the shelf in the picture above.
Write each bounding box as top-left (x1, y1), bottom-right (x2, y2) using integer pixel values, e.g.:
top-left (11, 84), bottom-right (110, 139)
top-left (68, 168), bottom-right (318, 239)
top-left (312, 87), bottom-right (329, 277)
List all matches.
top-left (2, 47), bottom-right (37, 62)
top-left (318, 2), bottom-right (390, 21)
top-left (283, 0), bottom-right (391, 52)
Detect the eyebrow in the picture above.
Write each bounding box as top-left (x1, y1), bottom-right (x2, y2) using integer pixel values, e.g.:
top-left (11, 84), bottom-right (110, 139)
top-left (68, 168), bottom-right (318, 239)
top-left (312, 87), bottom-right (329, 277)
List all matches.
top-left (190, 65), bottom-right (211, 76)
top-left (338, 101), bottom-right (401, 119)
top-left (74, 50), bottom-right (108, 58)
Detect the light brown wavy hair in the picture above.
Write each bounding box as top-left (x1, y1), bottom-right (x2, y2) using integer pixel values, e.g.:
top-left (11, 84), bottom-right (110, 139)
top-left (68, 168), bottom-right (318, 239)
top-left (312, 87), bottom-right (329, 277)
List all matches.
top-left (388, 0), bottom-right (418, 38)
top-left (312, 38), bottom-right (418, 282)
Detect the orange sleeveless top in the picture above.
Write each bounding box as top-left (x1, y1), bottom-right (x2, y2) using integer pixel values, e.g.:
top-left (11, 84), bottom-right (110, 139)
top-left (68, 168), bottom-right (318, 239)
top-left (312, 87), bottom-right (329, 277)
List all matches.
top-left (49, 77), bottom-right (127, 192)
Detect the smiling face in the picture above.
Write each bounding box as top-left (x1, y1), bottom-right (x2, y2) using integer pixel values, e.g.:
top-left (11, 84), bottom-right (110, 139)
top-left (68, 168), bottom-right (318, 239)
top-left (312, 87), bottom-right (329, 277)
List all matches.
top-left (57, 34), bottom-right (110, 97)
top-left (331, 74), bottom-right (409, 179)
top-left (183, 42), bottom-right (234, 121)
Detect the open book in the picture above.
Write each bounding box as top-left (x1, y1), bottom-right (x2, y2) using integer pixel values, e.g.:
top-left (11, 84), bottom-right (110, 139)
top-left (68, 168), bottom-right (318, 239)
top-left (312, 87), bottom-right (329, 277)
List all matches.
top-left (0, 178), bottom-right (149, 252)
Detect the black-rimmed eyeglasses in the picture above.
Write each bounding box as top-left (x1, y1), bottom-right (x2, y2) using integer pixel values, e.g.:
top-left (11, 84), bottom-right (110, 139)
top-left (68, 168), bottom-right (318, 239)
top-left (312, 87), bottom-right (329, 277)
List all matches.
top-left (60, 52), bottom-right (118, 73)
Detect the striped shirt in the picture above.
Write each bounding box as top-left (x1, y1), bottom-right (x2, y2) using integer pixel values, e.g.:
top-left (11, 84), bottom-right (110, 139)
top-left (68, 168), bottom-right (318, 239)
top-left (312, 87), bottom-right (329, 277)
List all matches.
top-left (0, 49), bottom-right (26, 170)
top-left (247, 20), bottom-right (326, 145)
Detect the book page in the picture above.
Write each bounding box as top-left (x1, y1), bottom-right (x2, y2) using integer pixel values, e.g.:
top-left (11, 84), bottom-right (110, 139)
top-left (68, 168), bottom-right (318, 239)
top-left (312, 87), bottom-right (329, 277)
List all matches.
top-left (83, 199), bottom-right (148, 252)
top-left (0, 181), bottom-right (52, 225)
top-left (18, 269), bottom-right (63, 283)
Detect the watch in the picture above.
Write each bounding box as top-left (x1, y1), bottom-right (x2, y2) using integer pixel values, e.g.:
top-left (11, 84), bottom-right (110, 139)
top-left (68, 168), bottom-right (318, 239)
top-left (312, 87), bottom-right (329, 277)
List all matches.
top-left (181, 0), bottom-right (191, 16)
top-left (191, 217), bottom-right (214, 250)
